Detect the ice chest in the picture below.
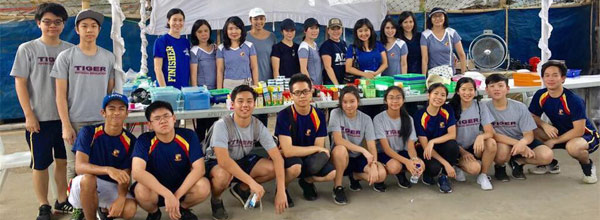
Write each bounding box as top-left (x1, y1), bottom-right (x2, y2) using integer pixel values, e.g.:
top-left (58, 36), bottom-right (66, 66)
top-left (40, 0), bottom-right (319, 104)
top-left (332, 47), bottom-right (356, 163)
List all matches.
top-left (147, 86), bottom-right (182, 108)
top-left (182, 87), bottom-right (211, 110)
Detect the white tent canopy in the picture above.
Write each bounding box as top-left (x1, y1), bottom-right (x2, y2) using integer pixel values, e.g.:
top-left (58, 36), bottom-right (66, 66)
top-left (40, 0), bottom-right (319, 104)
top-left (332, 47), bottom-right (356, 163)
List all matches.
top-left (146, 0), bottom-right (388, 35)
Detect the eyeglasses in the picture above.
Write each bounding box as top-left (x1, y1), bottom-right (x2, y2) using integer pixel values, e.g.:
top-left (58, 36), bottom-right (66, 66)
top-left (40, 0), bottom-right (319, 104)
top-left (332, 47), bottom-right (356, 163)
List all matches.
top-left (291, 89), bottom-right (312, 96)
top-left (41, 19), bottom-right (64, 26)
top-left (150, 113), bottom-right (173, 123)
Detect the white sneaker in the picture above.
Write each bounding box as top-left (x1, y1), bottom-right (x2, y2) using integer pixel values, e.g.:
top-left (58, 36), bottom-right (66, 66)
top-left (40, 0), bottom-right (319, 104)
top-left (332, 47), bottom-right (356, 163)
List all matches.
top-left (583, 165), bottom-right (597, 184)
top-left (477, 174), bottom-right (493, 190)
top-left (455, 167), bottom-right (466, 182)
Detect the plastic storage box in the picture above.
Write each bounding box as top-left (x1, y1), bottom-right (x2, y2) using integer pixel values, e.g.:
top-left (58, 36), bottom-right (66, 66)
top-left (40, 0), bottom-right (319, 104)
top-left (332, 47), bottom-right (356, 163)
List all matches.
top-left (210, 89), bottom-right (232, 104)
top-left (182, 87), bottom-right (211, 110)
top-left (147, 86), bottom-right (182, 109)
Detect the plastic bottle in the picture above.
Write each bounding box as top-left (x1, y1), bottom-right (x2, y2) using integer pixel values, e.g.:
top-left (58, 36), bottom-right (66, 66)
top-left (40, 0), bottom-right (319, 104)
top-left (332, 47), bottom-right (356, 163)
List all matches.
top-left (244, 193), bottom-right (258, 209)
top-left (410, 163), bottom-right (422, 184)
top-left (255, 87), bottom-right (264, 108)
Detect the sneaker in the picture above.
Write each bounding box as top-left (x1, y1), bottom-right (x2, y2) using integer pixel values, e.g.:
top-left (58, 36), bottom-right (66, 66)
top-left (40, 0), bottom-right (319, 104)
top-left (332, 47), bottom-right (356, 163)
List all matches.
top-left (298, 178), bottom-right (318, 201)
top-left (455, 167), bottom-right (466, 182)
top-left (529, 159), bottom-right (560, 174)
top-left (582, 160), bottom-right (598, 184)
top-left (180, 207), bottom-right (198, 220)
top-left (69, 208), bottom-right (84, 220)
top-left (145, 209), bottom-right (161, 220)
top-left (437, 175), bottom-right (452, 193)
top-left (477, 173), bottom-right (493, 191)
top-left (372, 182), bottom-right (386, 193)
top-left (494, 165), bottom-right (510, 182)
top-left (285, 190), bottom-right (295, 208)
top-left (96, 208), bottom-right (114, 220)
top-left (229, 183), bottom-right (251, 207)
top-left (210, 199), bottom-right (228, 220)
top-left (509, 158), bottom-right (526, 180)
top-left (348, 175), bottom-right (362, 191)
top-left (54, 200), bottom-right (74, 214)
top-left (36, 204), bottom-right (52, 220)
top-left (332, 186), bottom-right (348, 205)
top-left (396, 172), bottom-right (412, 188)
top-left (422, 174), bottom-right (435, 185)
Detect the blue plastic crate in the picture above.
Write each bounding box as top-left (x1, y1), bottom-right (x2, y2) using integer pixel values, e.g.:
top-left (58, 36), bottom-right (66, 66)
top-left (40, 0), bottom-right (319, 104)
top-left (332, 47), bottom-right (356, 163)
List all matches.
top-left (182, 87), bottom-right (211, 110)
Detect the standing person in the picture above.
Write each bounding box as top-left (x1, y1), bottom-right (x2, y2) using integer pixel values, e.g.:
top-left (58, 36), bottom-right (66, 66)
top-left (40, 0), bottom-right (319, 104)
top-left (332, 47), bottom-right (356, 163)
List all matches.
top-left (375, 86), bottom-right (424, 189)
top-left (448, 77), bottom-right (497, 190)
top-left (189, 19), bottom-right (219, 143)
top-left (319, 18), bottom-right (347, 85)
top-left (67, 93), bottom-right (137, 220)
top-left (131, 101), bottom-right (211, 220)
top-left (345, 18), bottom-right (388, 82)
top-left (398, 11), bottom-right (422, 74)
top-left (329, 86), bottom-right (386, 205)
top-left (153, 8), bottom-right (191, 89)
top-left (246, 7), bottom-right (276, 82)
top-left (11, 3), bottom-right (73, 219)
top-left (484, 74), bottom-right (553, 182)
top-left (271, 18), bottom-right (300, 78)
top-left (298, 18), bottom-right (323, 85)
top-left (217, 16), bottom-right (259, 89)
top-left (413, 83), bottom-right (460, 193)
top-left (529, 61), bottom-right (599, 183)
top-left (380, 17), bottom-right (408, 76)
top-left (420, 8), bottom-right (467, 75)
top-left (275, 74), bottom-right (336, 204)
top-left (205, 85), bottom-right (288, 220)
top-left (51, 9), bottom-right (115, 181)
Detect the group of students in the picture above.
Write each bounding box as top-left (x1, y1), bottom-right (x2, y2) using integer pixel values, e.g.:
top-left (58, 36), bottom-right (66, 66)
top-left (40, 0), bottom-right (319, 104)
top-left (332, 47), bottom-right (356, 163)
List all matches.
top-left (9, 2), bottom-right (599, 220)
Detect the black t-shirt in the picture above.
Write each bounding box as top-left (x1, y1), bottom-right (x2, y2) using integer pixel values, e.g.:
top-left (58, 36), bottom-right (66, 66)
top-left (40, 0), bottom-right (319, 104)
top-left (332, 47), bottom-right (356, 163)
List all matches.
top-left (403, 32), bottom-right (422, 74)
top-left (271, 42), bottom-right (300, 78)
top-left (319, 39), bottom-right (347, 85)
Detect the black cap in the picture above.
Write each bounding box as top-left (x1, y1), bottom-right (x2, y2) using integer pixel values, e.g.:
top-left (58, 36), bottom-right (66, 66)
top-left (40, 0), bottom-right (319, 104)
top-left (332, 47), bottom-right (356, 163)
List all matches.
top-left (281, 18), bottom-right (295, 31)
top-left (429, 7), bottom-right (447, 18)
top-left (303, 18), bottom-right (319, 31)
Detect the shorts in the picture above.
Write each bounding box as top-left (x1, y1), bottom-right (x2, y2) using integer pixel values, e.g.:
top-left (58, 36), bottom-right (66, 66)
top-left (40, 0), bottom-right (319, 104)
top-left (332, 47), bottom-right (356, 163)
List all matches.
top-left (553, 132), bottom-right (600, 153)
top-left (68, 175), bottom-right (133, 209)
top-left (25, 120), bottom-right (66, 170)
top-left (343, 155), bottom-right (369, 175)
top-left (205, 154), bottom-right (263, 179)
top-left (527, 139), bottom-right (545, 149)
top-left (129, 182), bottom-right (186, 207)
top-left (378, 150), bottom-right (410, 165)
top-left (284, 155), bottom-right (335, 178)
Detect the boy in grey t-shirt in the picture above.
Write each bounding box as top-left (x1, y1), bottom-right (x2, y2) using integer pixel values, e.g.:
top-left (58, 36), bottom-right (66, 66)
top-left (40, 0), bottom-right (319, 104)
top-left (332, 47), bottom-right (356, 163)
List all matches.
top-left (50, 9), bottom-right (115, 180)
top-left (484, 74), bottom-right (553, 181)
top-left (10, 3), bottom-right (74, 218)
top-left (204, 85), bottom-right (288, 219)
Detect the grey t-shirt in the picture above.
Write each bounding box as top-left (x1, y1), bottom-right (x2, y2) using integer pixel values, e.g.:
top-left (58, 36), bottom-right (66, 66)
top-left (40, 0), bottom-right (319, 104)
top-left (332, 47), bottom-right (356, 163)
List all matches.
top-left (216, 41), bottom-right (257, 80)
top-left (456, 100), bottom-right (495, 148)
top-left (10, 39), bottom-right (73, 121)
top-left (247, 33), bottom-right (276, 81)
top-left (50, 46), bottom-right (115, 123)
top-left (298, 41), bottom-right (323, 85)
top-left (208, 116), bottom-right (276, 161)
top-left (420, 28), bottom-right (461, 72)
top-left (485, 99), bottom-right (537, 140)
top-left (328, 108), bottom-right (376, 158)
top-left (373, 111), bottom-right (417, 152)
top-left (382, 39), bottom-right (408, 76)
top-left (190, 45), bottom-right (217, 89)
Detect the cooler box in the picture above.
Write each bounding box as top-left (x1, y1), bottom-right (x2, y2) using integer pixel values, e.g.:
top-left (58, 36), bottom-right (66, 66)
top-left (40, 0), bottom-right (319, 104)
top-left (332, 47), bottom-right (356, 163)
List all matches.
top-left (147, 86), bottom-right (182, 108)
top-left (210, 89), bottom-right (231, 104)
top-left (182, 87), bottom-right (211, 110)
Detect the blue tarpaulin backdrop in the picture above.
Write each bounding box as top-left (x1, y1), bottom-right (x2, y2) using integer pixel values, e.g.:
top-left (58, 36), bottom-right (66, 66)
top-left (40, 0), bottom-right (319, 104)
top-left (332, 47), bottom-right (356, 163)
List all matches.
top-left (0, 5), bottom-right (594, 120)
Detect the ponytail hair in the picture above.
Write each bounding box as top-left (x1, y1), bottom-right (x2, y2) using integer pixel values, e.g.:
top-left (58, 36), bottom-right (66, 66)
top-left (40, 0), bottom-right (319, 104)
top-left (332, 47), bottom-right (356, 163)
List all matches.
top-left (449, 77), bottom-right (481, 121)
top-left (383, 86), bottom-right (412, 145)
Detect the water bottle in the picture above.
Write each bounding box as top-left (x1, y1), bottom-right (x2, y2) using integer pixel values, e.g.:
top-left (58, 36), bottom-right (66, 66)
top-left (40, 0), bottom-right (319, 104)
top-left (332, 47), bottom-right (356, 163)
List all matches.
top-left (244, 193), bottom-right (257, 210)
top-left (410, 163), bottom-right (422, 184)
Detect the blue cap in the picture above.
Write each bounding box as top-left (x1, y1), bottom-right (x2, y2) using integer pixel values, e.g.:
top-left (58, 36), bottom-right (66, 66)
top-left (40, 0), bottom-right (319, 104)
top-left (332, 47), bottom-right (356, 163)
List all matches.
top-left (102, 93), bottom-right (129, 109)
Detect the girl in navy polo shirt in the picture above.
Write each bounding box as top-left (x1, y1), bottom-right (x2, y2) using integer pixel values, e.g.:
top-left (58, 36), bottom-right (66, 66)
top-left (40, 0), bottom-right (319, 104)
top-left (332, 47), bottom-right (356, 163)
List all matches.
top-left (413, 83), bottom-right (460, 193)
top-left (153, 8), bottom-right (191, 89)
top-left (217, 16), bottom-right (259, 89)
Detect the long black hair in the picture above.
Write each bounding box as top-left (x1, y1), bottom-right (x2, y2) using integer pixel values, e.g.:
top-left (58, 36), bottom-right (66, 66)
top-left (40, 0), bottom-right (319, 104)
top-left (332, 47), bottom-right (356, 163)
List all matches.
top-left (379, 17), bottom-right (399, 45)
top-left (352, 18), bottom-right (376, 51)
top-left (190, 19), bottom-right (212, 45)
top-left (397, 11), bottom-right (417, 41)
top-left (383, 86), bottom-right (412, 145)
top-left (222, 16), bottom-right (246, 50)
top-left (338, 86), bottom-right (361, 109)
top-left (449, 77), bottom-right (481, 121)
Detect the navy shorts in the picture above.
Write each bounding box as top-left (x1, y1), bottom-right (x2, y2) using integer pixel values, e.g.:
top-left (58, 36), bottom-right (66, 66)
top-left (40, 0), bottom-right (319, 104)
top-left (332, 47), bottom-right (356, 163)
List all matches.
top-left (129, 182), bottom-right (185, 207)
top-left (205, 154), bottom-right (263, 179)
top-left (378, 150), bottom-right (410, 165)
top-left (284, 156), bottom-right (335, 178)
top-left (527, 139), bottom-right (545, 149)
top-left (553, 132), bottom-right (600, 154)
top-left (25, 120), bottom-right (66, 170)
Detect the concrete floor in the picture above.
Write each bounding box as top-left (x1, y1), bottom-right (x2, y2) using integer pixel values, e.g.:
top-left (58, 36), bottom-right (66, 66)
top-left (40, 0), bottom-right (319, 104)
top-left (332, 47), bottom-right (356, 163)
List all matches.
top-left (1, 121), bottom-right (599, 220)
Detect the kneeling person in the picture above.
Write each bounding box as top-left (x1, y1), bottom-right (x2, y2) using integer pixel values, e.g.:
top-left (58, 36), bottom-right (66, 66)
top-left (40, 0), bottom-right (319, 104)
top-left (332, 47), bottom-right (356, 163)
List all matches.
top-left (132, 101), bottom-right (210, 220)
top-left (68, 93), bottom-right (137, 220)
top-left (205, 85), bottom-right (288, 220)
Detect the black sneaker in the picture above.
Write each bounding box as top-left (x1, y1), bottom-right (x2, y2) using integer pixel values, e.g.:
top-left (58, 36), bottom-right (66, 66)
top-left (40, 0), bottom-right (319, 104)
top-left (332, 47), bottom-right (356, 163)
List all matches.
top-left (510, 157), bottom-right (526, 180)
top-left (332, 186), bottom-right (348, 205)
top-left (437, 175), bottom-right (452, 193)
top-left (373, 182), bottom-right (386, 192)
top-left (285, 189), bottom-right (295, 208)
top-left (146, 209), bottom-right (161, 220)
top-left (396, 172), bottom-right (412, 188)
top-left (422, 174), bottom-right (435, 185)
top-left (229, 183), bottom-right (251, 207)
top-left (210, 199), bottom-right (228, 220)
top-left (37, 204), bottom-right (52, 220)
top-left (180, 207), bottom-right (198, 220)
top-left (54, 200), bottom-right (74, 214)
top-left (69, 208), bottom-right (84, 220)
top-left (298, 178), bottom-right (318, 201)
top-left (348, 175), bottom-right (362, 191)
top-left (494, 165), bottom-right (510, 182)
top-left (96, 208), bottom-right (114, 220)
